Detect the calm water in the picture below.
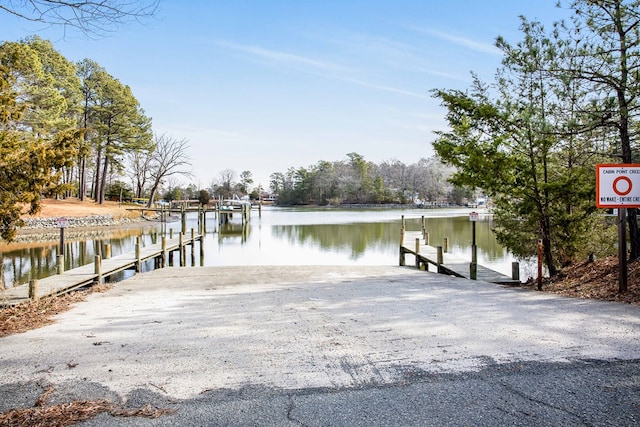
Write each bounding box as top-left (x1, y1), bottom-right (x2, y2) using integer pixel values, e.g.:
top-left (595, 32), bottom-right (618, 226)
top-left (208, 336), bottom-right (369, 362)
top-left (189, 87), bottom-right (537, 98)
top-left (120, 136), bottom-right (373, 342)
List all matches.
top-left (0, 207), bottom-right (528, 288)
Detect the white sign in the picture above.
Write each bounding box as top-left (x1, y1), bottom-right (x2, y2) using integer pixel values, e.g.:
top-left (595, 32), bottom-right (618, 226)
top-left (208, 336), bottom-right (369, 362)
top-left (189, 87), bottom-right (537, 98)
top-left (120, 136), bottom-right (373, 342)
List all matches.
top-left (596, 164), bottom-right (640, 208)
top-left (57, 217), bottom-right (68, 228)
top-left (469, 211), bottom-right (479, 222)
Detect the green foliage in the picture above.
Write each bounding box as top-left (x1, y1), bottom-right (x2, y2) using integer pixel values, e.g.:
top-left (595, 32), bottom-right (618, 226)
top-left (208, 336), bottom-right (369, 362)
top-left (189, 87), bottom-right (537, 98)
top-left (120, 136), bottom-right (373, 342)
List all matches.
top-left (432, 17), bottom-right (606, 275)
top-left (91, 69), bottom-right (152, 203)
top-left (162, 187), bottom-right (182, 203)
top-left (198, 189), bottom-right (210, 206)
top-left (0, 40), bottom-right (82, 241)
top-left (269, 154), bottom-right (453, 206)
top-left (105, 180), bottom-right (133, 201)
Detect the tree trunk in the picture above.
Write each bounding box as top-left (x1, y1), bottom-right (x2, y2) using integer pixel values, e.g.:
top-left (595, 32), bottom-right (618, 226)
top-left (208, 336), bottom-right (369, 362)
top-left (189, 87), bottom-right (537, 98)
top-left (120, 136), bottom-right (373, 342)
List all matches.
top-left (78, 155), bottom-right (86, 201)
top-left (540, 216), bottom-right (557, 277)
top-left (98, 155), bottom-right (109, 204)
top-left (93, 149), bottom-right (102, 201)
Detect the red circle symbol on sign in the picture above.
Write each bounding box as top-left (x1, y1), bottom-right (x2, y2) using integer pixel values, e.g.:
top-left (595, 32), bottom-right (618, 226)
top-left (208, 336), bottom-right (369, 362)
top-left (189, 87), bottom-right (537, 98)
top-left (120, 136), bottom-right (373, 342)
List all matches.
top-left (613, 176), bottom-right (633, 196)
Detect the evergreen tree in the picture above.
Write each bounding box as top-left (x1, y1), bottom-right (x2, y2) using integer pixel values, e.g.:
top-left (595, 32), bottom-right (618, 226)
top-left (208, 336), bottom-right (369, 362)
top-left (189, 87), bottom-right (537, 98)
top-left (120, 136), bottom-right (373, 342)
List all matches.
top-left (433, 18), bottom-right (600, 275)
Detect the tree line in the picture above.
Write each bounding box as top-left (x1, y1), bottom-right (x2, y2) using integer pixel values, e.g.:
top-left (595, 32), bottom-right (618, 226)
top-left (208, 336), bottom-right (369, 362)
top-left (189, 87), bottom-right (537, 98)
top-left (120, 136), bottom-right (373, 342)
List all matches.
top-left (268, 153), bottom-right (465, 206)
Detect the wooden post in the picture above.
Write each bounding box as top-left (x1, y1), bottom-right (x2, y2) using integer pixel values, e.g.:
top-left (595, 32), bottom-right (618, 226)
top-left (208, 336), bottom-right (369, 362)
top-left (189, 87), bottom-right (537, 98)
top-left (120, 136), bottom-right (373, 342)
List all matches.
top-left (170, 228), bottom-right (174, 239)
top-left (197, 206), bottom-right (201, 234)
top-left (161, 237), bottom-right (167, 268)
top-left (57, 255), bottom-right (64, 274)
top-left (203, 207), bottom-right (207, 234)
top-left (443, 237), bottom-right (449, 253)
top-left (179, 232), bottom-right (185, 267)
top-left (470, 262), bottom-right (477, 280)
top-left (135, 236), bottom-right (142, 273)
top-left (618, 208), bottom-right (628, 293)
top-left (190, 228), bottom-right (196, 265)
top-left (94, 255), bottom-right (102, 284)
top-left (437, 246), bottom-right (443, 273)
top-left (181, 205), bottom-right (186, 234)
top-left (512, 262), bottom-right (520, 282)
top-left (399, 222), bottom-right (406, 266)
top-left (415, 238), bottom-right (421, 269)
top-left (425, 231), bottom-right (430, 246)
top-left (200, 235), bottom-right (205, 266)
top-left (104, 244), bottom-right (111, 259)
top-left (28, 279), bottom-right (39, 300)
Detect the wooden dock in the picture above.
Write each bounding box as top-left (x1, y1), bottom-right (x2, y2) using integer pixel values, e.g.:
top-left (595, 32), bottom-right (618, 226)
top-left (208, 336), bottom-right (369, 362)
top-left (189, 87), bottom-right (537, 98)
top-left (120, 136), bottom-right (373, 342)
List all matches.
top-left (400, 231), bottom-right (520, 285)
top-left (0, 233), bottom-right (203, 307)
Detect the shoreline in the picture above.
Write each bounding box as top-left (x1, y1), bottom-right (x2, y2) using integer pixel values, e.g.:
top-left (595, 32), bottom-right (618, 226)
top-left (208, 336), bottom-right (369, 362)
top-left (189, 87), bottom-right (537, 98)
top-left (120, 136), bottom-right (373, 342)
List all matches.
top-left (10, 215), bottom-right (164, 245)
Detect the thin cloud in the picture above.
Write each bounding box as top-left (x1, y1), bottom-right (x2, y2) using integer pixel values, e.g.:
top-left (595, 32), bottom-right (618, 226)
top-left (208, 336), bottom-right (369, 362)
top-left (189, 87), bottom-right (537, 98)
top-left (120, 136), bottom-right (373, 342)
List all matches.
top-left (409, 26), bottom-right (501, 56)
top-left (216, 39), bottom-right (430, 99)
top-left (344, 77), bottom-right (430, 99)
top-left (215, 40), bottom-right (347, 72)
top-left (304, 30), bottom-right (471, 82)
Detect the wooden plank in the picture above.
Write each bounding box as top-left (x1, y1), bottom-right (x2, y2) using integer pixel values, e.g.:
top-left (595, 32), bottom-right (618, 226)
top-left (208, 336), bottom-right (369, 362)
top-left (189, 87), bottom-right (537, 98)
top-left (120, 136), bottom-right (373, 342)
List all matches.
top-left (401, 231), bottom-right (519, 285)
top-left (1, 234), bottom-right (203, 306)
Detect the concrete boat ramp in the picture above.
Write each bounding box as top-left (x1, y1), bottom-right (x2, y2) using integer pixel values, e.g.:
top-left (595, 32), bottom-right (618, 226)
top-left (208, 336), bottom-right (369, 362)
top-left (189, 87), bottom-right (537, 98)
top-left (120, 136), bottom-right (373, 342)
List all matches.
top-left (1, 265), bottom-right (639, 426)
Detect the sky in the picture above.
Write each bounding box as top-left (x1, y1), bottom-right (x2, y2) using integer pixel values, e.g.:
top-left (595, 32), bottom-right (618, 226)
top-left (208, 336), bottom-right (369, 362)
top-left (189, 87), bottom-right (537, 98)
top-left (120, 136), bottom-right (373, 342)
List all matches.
top-left (1, 0), bottom-right (572, 191)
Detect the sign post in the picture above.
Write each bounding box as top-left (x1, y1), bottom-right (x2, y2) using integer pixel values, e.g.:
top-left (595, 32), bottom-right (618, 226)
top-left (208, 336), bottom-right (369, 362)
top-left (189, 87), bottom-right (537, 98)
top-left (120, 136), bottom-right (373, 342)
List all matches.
top-left (57, 217), bottom-right (68, 252)
top-left (596, 164), bottom-right (640, 292)
top-left (56, 217), bottom-right (68, 274)
top-left (469, 211), bottom-right (478, 280)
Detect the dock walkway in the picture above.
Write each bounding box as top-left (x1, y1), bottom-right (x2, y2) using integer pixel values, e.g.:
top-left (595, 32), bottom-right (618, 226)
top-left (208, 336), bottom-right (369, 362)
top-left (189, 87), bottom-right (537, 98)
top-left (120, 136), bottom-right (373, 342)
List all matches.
top-left (0, 233), bottom-right (202, 306)
top-left (400, 231), bottom-right (520, 285)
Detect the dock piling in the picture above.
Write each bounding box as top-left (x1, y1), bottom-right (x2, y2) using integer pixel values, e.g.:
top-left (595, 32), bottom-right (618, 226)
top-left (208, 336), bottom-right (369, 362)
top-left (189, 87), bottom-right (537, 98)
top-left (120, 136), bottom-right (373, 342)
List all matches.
top-left (161, 237), bottom-right (167, 268)
top-left (57, 255), bottom-right (64, 274)
top-left (399, 226), bottom-right (406, 266)
top-left (94, 255), bottom-right (102, 284)
top-left (135, 237), bottom-right (142, 273)
top-left (179, 233), bottom-right (185, 266)
top-left (181, 205), bottom-right (186, 234)
top-left (28, 279), bottom-right (38, 300)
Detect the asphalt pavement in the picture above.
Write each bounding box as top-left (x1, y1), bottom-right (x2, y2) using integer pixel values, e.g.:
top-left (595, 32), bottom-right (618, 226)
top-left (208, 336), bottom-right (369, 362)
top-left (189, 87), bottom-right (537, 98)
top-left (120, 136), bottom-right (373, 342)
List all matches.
top-left (1, 265), bottom-right (639, 426)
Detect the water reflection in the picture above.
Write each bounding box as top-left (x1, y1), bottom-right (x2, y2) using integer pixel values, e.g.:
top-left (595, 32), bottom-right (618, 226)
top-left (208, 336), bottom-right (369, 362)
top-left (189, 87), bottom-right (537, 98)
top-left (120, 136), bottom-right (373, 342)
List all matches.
top-left (0, 207), bottom-right (517, 288)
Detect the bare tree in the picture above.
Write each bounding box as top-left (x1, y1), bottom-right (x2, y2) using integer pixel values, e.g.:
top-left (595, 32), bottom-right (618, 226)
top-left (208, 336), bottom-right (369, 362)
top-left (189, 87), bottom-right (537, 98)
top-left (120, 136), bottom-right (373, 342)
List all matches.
top-left (0, 0), bottom-right (159, 36)
top-left (146, 134), bottom-right (192, 207)
top-left (126, 147), bottom-right (154, 198)
top-left (218, 169), bottom-right (236, 199)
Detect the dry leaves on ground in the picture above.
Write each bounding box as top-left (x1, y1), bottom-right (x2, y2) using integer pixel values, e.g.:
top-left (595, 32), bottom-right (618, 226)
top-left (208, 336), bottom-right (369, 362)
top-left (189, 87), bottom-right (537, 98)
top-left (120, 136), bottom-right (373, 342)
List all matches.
top-left (0, 284), bottom-right (111, 338)
top-left (0, 386), bottom-right (176, 427)
top-left (527, 255), bottom-right (640, 305)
